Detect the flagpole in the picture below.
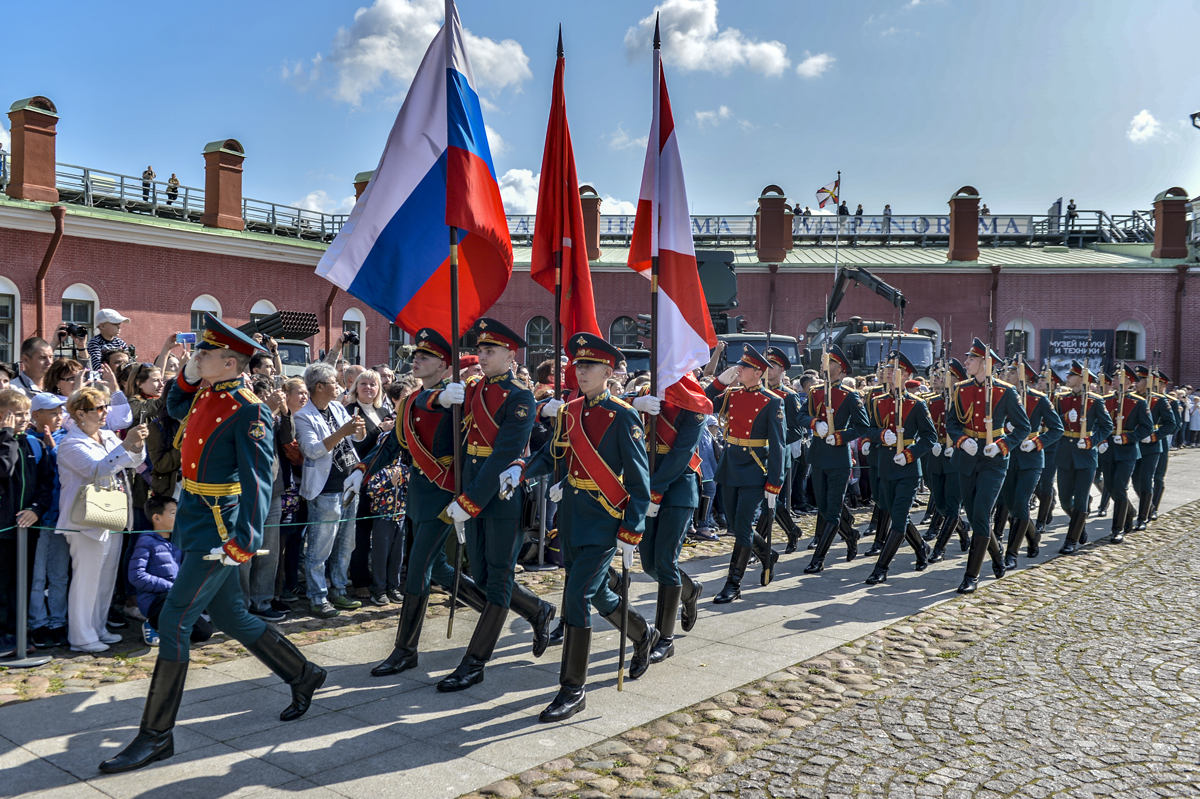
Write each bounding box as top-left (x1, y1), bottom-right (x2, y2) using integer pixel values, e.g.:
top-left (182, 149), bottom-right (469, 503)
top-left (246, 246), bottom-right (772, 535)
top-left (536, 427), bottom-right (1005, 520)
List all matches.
top-left (447, 225), bottom-right (465, 637)
top-left (833, 170), bottom-right (841, 285)
top-left (553, 26), bottom-right (564, 399)
top-left (649, 17), bottom-right (661, 476)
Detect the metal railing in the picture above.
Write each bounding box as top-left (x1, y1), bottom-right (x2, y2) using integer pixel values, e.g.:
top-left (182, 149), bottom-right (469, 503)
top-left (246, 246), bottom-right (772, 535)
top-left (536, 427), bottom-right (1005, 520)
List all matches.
top-left (507, 213), bottom-right (757, 246)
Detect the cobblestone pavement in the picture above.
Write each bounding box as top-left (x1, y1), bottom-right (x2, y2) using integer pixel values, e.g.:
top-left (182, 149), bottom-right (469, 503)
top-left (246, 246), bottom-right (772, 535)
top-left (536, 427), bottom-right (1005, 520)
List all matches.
top-left (464, 498), bottom-right (1200, 799)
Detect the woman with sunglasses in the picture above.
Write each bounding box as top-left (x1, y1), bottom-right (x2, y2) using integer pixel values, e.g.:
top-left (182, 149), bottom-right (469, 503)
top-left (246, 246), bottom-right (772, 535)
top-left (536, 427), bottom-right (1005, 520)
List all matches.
top-left (56, 387), bottom-right (148, 652)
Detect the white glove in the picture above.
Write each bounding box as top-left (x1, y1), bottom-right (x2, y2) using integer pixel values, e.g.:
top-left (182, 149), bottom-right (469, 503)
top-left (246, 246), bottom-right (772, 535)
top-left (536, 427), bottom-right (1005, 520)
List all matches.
top-left (1098, 441), bottom-right (1109, 454)
top-left (1020, 439), bottom-right (1036, 452)
top-left (1077, 438), bottom-right (1089, 450)
top-left (718, 366), bottom-right (740, 385)
top-left (182, 356), bottom-right (202, 383)
top-left (540, 398), bottom-right (564, 418)
top-left (883, 429), bottom-right (897, 446)
top-left (931, 442), bottom-right (943, 457)
top-left (893, 452), bottom-right (908, 466)
top-left (438, 382), bottom-right (465, 408)
top-left (983, 443), bottom-right (1001, 458)
top-left (207, 545), bottom-right (239, 567)
top-left (790, 440), bottom-right (803, 457)
top-left (632, 395), bottom-right (661, 415)
top-left (646, 501), bottom-right (660, 517)
top-left (548, 480), bottom-right (564, 503)
top-left (1141, 435), bottom-right (1153, 444)
top-left (342, 469), bottom-right (363, 504)
top-left (815, 421), bottom-right (829, 438)
top-left (961, 438), bottom-right (978, 456)
top-left (825, 434), bottom-right (837, 446)
top-left (765, 492), bottom-right (777, 510)
top-left (1005, 422), bottom-right (1014, 433)
top-left (943, 444), bottom-right (954, 458)
top-left (1068, 408), bottom-right (1078, 423)
top-left (446, 501), bottom-right (471, 523)
top-left (861, 440), bottom-right (871, 456)
top-left (499, 465), bottom-right (521, 497)
top-left (618, 540), bottom-right (636, 570)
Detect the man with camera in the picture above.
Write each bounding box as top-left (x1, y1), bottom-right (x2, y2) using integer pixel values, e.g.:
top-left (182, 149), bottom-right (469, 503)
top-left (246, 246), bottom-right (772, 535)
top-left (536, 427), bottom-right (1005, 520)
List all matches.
top-left (87, 309), bottom-right (132, 371)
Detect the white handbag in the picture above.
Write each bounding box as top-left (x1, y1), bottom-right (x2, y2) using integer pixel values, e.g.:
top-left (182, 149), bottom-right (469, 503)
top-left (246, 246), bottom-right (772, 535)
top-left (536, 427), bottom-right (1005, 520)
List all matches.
top-left (70, 472), bottom-right (130, 531)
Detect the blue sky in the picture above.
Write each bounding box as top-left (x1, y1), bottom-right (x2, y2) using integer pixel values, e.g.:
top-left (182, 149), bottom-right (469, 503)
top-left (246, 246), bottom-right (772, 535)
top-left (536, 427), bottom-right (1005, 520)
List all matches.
top-left (4, 0), bottom-right (1199, 218)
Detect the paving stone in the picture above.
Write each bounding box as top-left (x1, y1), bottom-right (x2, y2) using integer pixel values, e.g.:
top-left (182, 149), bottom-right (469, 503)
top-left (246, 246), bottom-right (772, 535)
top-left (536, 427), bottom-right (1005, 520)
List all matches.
top-left (480, 781), bottom-right (521, 798)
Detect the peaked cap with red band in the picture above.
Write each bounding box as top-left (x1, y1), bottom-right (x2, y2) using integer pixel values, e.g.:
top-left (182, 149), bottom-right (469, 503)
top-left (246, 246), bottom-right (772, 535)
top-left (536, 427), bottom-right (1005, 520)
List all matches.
top-left (413, 327), bottom-right (452, 362)
top-left (964, 337), bottom-right (991, 360)
top-left (197, 312), bottom-right (267, 356)
top-left (568, 332), bottom-right (621, 368)
top-left (825, 343), bottom-right (852, 375)
top-left (887, 349), bottom-right (917, 377)
top-left (1067, 360), bottom-right (1094, 380)
top-left (1116, 362), bottom-right (1138, 381)
top-left (737, 344), bottom-right (769, 371)
top-left (764, 346), bottom-right (791, 370)
top-left (472, 317), bottom-right (525, 352)
top-left (947, 358), bottom-right (967, 381)
top-left (1017, 360), bottom-right (1040, 384)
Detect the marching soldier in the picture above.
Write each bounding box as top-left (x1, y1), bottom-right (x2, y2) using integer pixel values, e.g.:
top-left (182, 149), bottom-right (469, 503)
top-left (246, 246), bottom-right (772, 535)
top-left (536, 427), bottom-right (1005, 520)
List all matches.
top-left (1135, 366), bottom-right (1178, 525)
top-left (1053, 360), bottom-right (1113, 555)
top-left (369, 328), bottom-right (554, 679)
top-left (435, 318), bottom-right (540, 693)
top-left (927, 358), bottom-right (971, 562)
top-left (945, 338), bottom-right (1030, 594)
top-left (514, 333), bottom-right (655, 722)
top-left (861, 363), bottom-right (890, 557)
top-left (705, 345), bottom-right (785, 601)
top-left (998, 359), bottom-right (1063, 568)
top-left (1098, 363), bottom-right (1152, 543)
top-left (102, 315), bottom-right (324, 773)
top-left (1032, 365), bottom-right (1064, 542)
top-left (626, 381), bottom-right (707, 663)
top-left (799, 344), bottom-right (870, 574)
top-left (861, 351), bottom-right (936, 584)
top-left (764, 346), bottom-right (806, 553)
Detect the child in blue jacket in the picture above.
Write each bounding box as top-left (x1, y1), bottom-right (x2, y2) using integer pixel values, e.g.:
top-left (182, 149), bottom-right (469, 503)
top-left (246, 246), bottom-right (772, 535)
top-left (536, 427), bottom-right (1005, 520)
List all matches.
top-left (128, 496), bottom-right (213, 647)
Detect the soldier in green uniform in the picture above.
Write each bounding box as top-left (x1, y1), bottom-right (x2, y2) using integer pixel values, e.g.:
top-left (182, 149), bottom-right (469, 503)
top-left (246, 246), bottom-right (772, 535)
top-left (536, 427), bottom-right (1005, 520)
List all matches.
top-left (764, 347), bottom-right (806, 553)
top-left (516, 333), bottom-right (655, 722)
top-left (860, 351), bottom-right (936, 584)
top-left (368, 328), bottom-right (554, 678)
top-left (1031, 365), bottom-right (1064, 545)
top-left (102, 315), bottom-right (325, 773)
top-left (1099, 363), bottom-right (1153, 543)
top-left (945, 339), bottom-right (1030, 594)
top-left (705, 345), bottom-right (786, 601)
top-left (1053, 360), bottom-right (1113, 555)
top-left (861, 364), bottom-right (890, 557)
top-left (927, 358), bottom-right (971, 562)
top-left (798, 344), bottom-right (870, 574)
top-left (1139, 368), bottom-right (1179, 523)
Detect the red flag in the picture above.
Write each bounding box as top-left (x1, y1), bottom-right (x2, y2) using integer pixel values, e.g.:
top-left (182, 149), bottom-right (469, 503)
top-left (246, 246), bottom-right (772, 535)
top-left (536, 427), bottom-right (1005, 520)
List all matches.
top-left (531, 32), bottom-right (600, 341)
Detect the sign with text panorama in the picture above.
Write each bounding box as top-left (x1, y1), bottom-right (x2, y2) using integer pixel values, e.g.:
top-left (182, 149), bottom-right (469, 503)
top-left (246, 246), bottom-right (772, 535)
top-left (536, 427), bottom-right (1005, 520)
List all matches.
top-left (791, 215), bottom-right (1034, 237)
top-left (506, 215), bottom-right (756, 238)
top-left (1040, 328), bottom-right (1115, 377)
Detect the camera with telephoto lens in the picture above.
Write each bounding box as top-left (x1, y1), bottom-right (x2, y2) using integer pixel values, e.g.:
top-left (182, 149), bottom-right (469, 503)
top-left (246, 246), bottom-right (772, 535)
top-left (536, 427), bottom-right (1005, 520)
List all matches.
top-left (62, 322), bottom-right (89, 339)
top-left (343, 330), bottom-right (359, 345)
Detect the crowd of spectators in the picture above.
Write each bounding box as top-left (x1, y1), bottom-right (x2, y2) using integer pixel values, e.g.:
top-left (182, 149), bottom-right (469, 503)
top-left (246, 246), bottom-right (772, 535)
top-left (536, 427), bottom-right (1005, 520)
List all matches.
top-left (0, 310), bottom-right (1195, 659)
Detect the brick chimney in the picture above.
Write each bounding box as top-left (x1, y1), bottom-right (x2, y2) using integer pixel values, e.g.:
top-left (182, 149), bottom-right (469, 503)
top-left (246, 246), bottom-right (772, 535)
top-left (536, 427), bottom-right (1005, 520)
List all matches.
top-left (200, 139), bottom-right (246, 230)
top-left (755, 185), bottom-right (791, 262)
top-left (947, 185), bottom-right (980, 262)
top-left (1151, 186), bottom-right (1189, 259)
top-left (6, 96), bottom-right (59, 203)
top-left (353, 170), bottom-right (374, 200)
top-left (579, 184), bottom-right (601, 261)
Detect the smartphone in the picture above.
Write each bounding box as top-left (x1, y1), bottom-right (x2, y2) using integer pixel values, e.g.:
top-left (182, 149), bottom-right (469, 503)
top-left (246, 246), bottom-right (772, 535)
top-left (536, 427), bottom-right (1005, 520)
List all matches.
top-left (176, 332), bottom-right (197, 346)
top-left (273, 375), bottom-right (284, 389)
top-left (86, 370), bottom-right (101, 382)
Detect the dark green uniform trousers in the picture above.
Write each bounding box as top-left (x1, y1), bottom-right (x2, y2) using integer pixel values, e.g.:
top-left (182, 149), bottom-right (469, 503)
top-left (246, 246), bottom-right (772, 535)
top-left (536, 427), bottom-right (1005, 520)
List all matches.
top-left (1000, 464), bottom-right (1042, 523)
top-left (959, 458), bottom-right (1008, 543)
top-left (561, 543), bottom-right (620, 627)
top-left (878, 475), bottom-right (921, 536)
top-left (1056, 464), bottom-right (1096, 517)
top-left (465, 517), bottom-right (524, 609)
top-left (1098, 456), bottom-right (1135, 513)
top-left (158, 555), bottom-right (267, 663)
top-left (721, 484), bottom-right (766, 549)
top-left (405, 518), bottom-right (457, 595)
top-left (639, 506), bottom-right (691, 587)
top-left (1133, 452), bottom-right (1158, 498)
top-left (811, 467), bottom-right (851, 521)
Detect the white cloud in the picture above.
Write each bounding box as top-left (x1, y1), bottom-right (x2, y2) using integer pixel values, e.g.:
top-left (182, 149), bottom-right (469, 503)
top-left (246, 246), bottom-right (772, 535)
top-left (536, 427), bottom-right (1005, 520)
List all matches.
top-left (1127, 110), bottom-right (1162, 143)
top-left (294, 189), bottom-right (356, 215)
top-left (604, 124), bottom-right (648, 152)
top-left (304, 0), bottom-right (531, 106)
top-left (498, 168), bottom-right (539, 214)
top-left (602, 195), bottom-right (637, 215)
top-left (694, 105), bottom-right (732, 127)
top-left (479, 96), bottom-right (500, 113)
top-left (796, 51), bottom-right (835, 79)
top-left (737, 118), bottom-right (759, 132)
top-left (485, 125), bottom-right (508, 156)
top-left (625, 0), bottom-right (790, 76)
top-left (880, 27), bottom-right (900, 36)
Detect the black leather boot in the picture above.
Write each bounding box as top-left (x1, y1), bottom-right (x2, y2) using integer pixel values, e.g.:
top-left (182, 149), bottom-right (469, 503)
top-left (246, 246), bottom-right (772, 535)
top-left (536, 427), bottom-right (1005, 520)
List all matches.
top-left (679, 571), bottom-right (702, 632)
top-left (906, 521), bottom-right (930, 571)
top-left (957, 519), bottom-right (971, 552)
top-left (1122, 495), bottom-right (1137, 539)
top-left (508, 582), bottom-right (556, 658)
top-left (1004, 516), bottom-right (1023, 570)
top-left (777, 503), bottom-right (801, 554)
top-left (839, 505), bottom-right (860, 561)
top-left (864, 505), bottom-right (879, 539)
top-left (371, 591), bottom-right (429, 676)
top-left (437, 602), bottom-right (507, 692)
top-left (1134, 489), bottom-right (1151, 531)
top-left (804, 518), bottom-right (840, 574)
top-left (753, 532), bottom-right (779, 586)
top-left (866, 512), bottom-right (890, 557)
top-left (992, 504), bottom-right (1009, 546)
top-left (603, 603), bottom-right (659, 680)
top-left (245, 625), bottom-right (327, 721)
top-left (1110, 497), bottom-right (1127, 543)
top-left (927, 513), bottom-right (957, 563)
top-left (1058, 509), bottom-right (1087, 555)
top-left (448, 571), bottom-right (487, 613)
top-left (957, 529), bottom-right (989, 594)
top-left (863, 506), bottom-right (882, 554)
top-left (694, 495), bottom-right (712, 531)
top-left (1151, 482), bottom-right (1164, 520)
top-left (923, 508), bottom-right (943, 541)
top-left (714, 545), bottom-right (751, 603)
top-left (539, 625), bottom-right (590, 723)
top-left (865, 513), bottom-right (903, 585)
top-left (99, 659), bottom-right (188, 773)
top-left (649, 584), bottom-right (681, 664)
top-left (988, 532), bottom-right (1006, 580)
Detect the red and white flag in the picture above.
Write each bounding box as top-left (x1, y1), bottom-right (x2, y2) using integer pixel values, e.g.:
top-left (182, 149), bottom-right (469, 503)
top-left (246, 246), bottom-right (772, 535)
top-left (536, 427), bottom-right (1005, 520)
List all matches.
top-left (816, 178), bottom-right (839, 209)
top-left (628, 31), bottom-right (715, 415)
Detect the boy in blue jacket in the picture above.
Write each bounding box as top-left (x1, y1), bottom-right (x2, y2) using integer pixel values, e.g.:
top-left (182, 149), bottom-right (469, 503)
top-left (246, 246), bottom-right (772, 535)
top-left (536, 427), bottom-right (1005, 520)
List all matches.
top-left (128, 496), bottom-right (213, 647)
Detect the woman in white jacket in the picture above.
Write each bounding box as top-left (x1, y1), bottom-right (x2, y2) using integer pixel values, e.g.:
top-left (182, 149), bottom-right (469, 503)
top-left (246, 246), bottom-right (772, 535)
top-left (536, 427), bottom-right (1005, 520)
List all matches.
top-left (57, 387), bottom-right (148, 652)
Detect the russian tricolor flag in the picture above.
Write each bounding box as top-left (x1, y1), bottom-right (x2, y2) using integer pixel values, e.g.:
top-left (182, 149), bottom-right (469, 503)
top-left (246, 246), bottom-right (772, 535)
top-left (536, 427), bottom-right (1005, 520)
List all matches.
top-left (317, 0), bottom-right (512, 340)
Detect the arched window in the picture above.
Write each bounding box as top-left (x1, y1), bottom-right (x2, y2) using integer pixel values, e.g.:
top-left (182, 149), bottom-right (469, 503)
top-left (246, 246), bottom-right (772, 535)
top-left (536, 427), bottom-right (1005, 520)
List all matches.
top-left (1004, 318), bottom-right (1035, 359)
top-left (389, 324), bottom-right (406, 368)
top-left (0, 277), bottom-right (20, 364)
top-left (343, 308), bottom-right (366, 366)
top-left (62, 283), bottom-right (98, 342)
top-left (912, 317), bottom-right (941, 351)
top-left (525, 315), bottom-right (553, 365)
top-left (191, 295), bottom-right (222, 336)
top-left (807, 317), bottom-right (825, 335)
top-left (609, 316), bottom-right (640, 348)
top-left (250, 300), bottom-right (277, 324)
top-left (1115, 319), bottom-right (1146, 361)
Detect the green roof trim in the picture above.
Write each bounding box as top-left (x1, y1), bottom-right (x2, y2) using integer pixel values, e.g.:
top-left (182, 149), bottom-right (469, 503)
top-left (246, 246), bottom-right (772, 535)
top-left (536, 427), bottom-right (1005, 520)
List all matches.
top-left (354, 171), bottom-right (375, 184)
top-left (9, 96), bottom-right (58, 117)
top-left (202, 139), bottom-right (246, 157)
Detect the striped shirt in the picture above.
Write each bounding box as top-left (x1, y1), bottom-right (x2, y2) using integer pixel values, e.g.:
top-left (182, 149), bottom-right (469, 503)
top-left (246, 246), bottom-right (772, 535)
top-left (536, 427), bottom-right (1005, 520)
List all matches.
top-left (86, 334), bottom-right (129, 370)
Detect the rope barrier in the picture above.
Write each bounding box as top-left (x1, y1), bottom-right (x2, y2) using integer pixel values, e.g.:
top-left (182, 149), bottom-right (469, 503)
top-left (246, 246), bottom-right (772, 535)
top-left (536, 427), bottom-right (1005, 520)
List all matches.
top-left (0, 512), bottom-right (402, 537)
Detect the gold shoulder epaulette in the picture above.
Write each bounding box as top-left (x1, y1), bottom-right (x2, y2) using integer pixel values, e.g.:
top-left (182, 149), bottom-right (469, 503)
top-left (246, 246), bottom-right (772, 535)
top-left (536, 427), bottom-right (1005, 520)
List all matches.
top-left (237, 388), bottom-right (262, 404)
top-left (610, 396), bottom-right (633, 410)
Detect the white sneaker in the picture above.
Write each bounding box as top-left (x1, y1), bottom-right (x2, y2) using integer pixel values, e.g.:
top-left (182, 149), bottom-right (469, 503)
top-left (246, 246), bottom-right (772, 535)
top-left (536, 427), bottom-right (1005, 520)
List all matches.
top-left (99, 632), bottom-right (122, 644)
top-left (71, 641), bottom-right (109, 653)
